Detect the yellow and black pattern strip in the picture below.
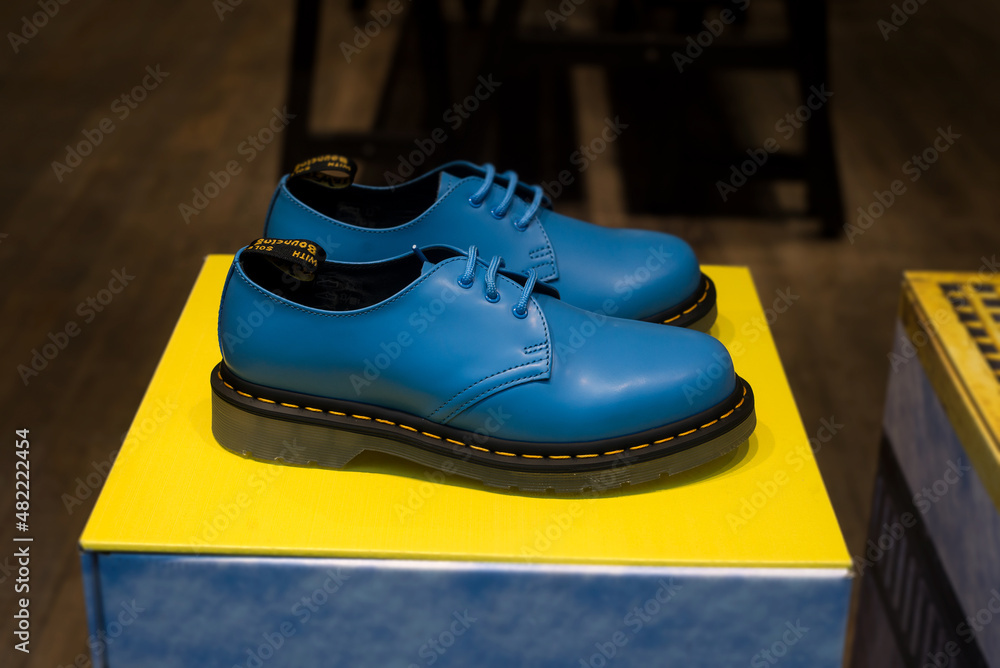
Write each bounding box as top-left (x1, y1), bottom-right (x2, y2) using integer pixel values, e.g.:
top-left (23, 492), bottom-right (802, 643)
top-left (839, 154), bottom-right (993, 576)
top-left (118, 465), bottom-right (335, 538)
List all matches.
top-left (939, 281), bottom-right (1000, 383)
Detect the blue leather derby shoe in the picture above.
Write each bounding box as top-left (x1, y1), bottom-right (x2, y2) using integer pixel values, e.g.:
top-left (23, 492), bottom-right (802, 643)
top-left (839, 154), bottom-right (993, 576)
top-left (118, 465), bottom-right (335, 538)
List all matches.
top-left (211, 238), bottom-right (754, 492)
top-left (262, 155), bottom-right (717, 331)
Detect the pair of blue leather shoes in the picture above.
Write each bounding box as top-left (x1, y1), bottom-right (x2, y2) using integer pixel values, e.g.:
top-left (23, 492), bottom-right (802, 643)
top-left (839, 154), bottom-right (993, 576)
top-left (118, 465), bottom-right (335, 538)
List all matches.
top-left (212, 156), bottom-right (755, 492)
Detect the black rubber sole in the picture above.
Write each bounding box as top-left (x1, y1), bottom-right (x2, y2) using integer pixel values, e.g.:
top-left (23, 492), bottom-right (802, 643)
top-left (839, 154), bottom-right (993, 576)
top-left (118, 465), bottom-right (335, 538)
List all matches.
top-left (644, 273), bottom-right (717, 332)
top-left (210, 363), bottom-right (755, 493)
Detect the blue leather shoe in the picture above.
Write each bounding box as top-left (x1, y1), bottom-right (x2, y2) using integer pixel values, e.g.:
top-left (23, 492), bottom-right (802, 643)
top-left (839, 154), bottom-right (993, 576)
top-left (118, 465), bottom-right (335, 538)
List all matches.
top-left (262, 155), bottom-right (717, 331)
top-left (211, 238), bottom-right (754, 492)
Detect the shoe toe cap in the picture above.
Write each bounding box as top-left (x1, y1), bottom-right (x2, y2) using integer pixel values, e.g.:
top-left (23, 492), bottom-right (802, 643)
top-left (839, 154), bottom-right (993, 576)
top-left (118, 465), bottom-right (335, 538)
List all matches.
top-left (544, 213), bottom-right (703, 319)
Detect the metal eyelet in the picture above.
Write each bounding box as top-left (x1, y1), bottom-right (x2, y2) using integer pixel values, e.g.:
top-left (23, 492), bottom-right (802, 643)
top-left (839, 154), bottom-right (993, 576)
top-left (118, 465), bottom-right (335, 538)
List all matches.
top-left (468, 197), bottom-right (484, 208)
top-left (457, 276), bottom-right (474, 289)
top-left (512, 306), bottom-right (528, 319)
top-left (485, 290), bottom-right (501, 303)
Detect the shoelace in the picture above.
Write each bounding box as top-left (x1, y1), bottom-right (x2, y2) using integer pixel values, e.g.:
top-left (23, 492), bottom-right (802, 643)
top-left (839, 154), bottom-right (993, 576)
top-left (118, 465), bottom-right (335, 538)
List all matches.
top-left (458, 246), bottom-right (538, 319)
top-left (467, 163), bottom-right (544, 231)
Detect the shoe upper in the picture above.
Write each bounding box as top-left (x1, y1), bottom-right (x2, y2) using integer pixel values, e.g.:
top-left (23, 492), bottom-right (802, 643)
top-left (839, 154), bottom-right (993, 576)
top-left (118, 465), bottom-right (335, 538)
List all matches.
top-left (219, 241), bottom-right (735, 444)
top-left (263, 161), bottom-right (703, 321)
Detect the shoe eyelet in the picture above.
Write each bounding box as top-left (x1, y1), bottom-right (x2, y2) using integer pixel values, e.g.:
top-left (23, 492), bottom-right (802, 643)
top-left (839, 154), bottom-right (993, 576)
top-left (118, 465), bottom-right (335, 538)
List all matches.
top-left (457, 276), bottom-right (474, 289)
top-left (485, 290), bottom-right (501, 303)
top-left (489, 208), bottom-right (505, 220)
top-left (468, 197), bottom-right (483, 208)
top-left (513, 219), bottom-right (529, 231)
top-left (512, 306), bottom-right (528, 319)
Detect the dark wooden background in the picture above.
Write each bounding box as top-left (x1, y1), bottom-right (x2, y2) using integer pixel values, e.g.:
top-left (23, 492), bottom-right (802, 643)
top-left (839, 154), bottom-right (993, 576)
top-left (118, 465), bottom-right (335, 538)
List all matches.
top-left (1, 0), bottom-right (998, 666)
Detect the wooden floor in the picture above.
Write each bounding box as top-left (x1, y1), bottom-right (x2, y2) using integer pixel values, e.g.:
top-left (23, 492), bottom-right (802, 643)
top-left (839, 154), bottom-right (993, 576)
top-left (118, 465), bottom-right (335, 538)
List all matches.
top-left (1, 0), bottom-right (998, 665)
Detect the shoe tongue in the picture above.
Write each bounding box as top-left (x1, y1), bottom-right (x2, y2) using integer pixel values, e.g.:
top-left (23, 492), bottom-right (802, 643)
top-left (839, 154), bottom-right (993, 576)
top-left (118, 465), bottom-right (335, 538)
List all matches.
top-left (436, 171), bottom-right (463, 198)
top-left (411, 245), bottom-right (465, 275)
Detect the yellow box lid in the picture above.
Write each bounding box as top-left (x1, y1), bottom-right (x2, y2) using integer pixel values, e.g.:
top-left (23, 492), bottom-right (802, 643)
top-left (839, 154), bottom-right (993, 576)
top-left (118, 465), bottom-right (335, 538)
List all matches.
top-left (900, 271), bottom-right (1000, 508)
top-left (81, 257), bottom-right (850, 568)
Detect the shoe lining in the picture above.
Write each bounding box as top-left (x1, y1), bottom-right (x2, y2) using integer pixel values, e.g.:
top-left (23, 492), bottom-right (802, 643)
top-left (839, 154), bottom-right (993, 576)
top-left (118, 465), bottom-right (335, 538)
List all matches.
top-left (287, 177), bottom-right (440, 229)
top-left (241, 253), bottom-right (426, 311)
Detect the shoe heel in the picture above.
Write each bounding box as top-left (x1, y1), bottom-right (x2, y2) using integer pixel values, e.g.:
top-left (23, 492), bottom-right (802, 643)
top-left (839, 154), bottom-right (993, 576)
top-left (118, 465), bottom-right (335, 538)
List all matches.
top-left (211, 393), bottom-right (364, 469)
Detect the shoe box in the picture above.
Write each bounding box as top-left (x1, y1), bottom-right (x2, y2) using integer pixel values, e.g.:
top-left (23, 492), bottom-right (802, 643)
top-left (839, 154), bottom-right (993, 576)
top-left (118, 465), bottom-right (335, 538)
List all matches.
top-left (79, 256), bottom-right (852, 667)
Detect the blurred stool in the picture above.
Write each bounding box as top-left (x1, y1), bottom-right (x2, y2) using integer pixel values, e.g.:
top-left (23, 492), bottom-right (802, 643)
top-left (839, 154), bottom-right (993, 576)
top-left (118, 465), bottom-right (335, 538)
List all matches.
top-left (850, 272), bottom-right (1000, 667)
top-left (476, 0), bottom-right (843, 236)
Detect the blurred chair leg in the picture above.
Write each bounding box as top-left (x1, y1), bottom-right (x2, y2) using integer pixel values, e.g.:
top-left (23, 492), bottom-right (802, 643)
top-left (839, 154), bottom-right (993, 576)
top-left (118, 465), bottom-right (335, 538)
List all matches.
top-left (281, 0), bottom-right (322, 173)
top-left (790, 0), bottom-right (844, 237)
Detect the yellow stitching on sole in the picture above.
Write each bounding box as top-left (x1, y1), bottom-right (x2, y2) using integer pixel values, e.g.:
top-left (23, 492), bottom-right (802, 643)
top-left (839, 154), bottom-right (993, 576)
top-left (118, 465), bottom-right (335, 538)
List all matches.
top-left (220, 370), bottom-right (749, 461)
top-left (661, 280), bottom-right (710, 323)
